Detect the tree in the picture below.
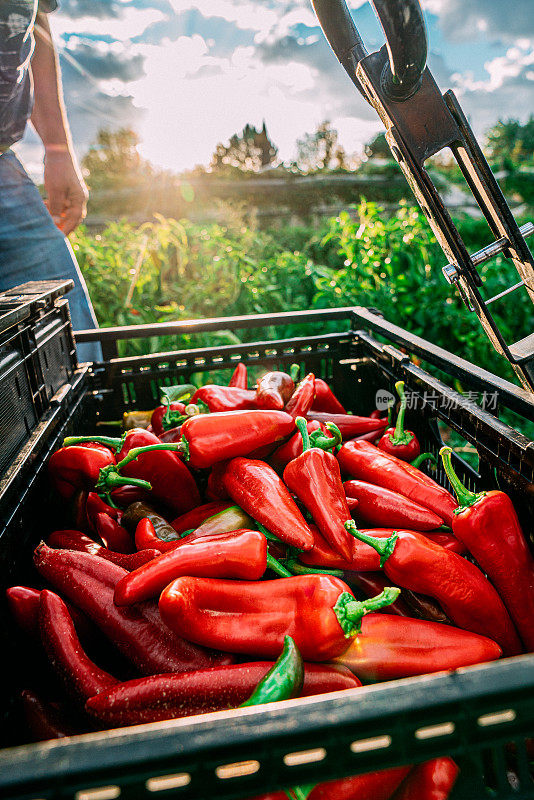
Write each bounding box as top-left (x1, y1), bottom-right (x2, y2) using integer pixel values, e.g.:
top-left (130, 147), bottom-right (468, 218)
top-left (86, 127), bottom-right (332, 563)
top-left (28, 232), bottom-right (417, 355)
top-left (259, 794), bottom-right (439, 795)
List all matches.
top-left (82, 128), bottom-right (152, 187)
top-left (209, 122), bottom-right (278, 172)
top-left (485, 117), bottom-right (534, 170)
top-left (364, 132), bottom-right (390, 160)
top-left (295, 120), bottom-right (340, 172)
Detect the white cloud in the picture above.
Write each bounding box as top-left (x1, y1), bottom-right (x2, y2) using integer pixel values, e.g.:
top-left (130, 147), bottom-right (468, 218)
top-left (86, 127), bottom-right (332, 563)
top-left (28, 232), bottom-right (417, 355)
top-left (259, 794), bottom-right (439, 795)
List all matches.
top-left (50, 6), bottom-right (165, 41)
top-left (167, 0), bottom-right (278, 33)
top-left (421, 0), bottom-right (534, 44)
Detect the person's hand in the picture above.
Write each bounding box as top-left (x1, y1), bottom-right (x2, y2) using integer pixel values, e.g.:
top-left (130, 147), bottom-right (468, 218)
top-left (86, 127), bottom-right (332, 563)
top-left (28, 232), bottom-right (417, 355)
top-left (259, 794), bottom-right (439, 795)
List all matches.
top-left (43, 147), bottom-right (89, 235)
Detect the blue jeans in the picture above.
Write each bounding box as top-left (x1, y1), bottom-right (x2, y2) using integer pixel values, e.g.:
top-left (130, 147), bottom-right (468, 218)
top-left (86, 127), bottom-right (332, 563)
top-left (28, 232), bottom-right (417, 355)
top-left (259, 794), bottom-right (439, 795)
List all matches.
top-left (0, 150), bottom-right (102, 362)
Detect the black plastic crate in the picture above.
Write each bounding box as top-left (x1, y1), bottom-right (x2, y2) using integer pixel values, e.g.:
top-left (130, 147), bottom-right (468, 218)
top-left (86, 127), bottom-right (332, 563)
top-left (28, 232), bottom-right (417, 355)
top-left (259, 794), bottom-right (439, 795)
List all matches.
top-left (0, 281), bottom-right (78, 480)
top-left (1, 298), bottom-right (534, 799)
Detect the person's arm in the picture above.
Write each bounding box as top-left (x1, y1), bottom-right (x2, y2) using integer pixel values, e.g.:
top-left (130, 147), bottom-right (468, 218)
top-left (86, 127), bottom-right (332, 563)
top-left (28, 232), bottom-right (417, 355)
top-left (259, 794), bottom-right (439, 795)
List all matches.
top-left (30, 11), bottom-right (88, 235)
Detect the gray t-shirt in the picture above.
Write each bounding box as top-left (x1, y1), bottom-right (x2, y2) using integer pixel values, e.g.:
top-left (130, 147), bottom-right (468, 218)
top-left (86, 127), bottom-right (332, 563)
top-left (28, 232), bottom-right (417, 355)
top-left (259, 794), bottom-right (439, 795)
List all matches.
top-left (0, 0), bottom-right (57, 148)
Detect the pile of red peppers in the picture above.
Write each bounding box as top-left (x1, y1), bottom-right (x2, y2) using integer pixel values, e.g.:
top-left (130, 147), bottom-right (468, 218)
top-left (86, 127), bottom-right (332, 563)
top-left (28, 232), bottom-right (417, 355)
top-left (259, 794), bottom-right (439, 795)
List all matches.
top-left (7, 362), bottom-right (534, 800)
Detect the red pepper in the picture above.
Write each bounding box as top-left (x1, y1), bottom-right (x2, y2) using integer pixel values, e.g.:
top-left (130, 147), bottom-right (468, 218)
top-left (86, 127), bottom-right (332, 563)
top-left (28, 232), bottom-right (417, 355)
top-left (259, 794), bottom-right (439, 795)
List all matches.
top-left (441, 446), bottom-right (534, 651)
top-left (159, 575), bottom-right (399, 660)
top-left (6, 585), bottom-right (93, 642)
top-left (377, 382), bottom-right (421, 461)
top-left (311, 378), bottom-right (346, 414)
top-left (110, 484), bottom-right (150, 506)
top-left (114, 530), bottom-right (286, 606)
top-left (122, 501), bottom-right (180, 547)
top-left (181, 410), bottom-right (296, 469)
top-left (337, 440), bottom-right (458, 526)
top-left (179, 505), bottom-right (255, 544)
top-left (284, 418), bottom-right (353, 560)
top-left (256, 371), bottom-right (295, 410)
top-left (86, 492), bottom-right (123, 524)
top-left (34, 543), bottom-right (233, 674)
top-left (423, 531), bottom-right (467, 554)
top-left (170, 501), bottom-right (233, 534)
top-left (39, 590), bottom-right (118, 701)
top-left (191, 385), bottom-right (257, 412)
top-left (222, 457), bottom-right (315, 550)
top-left (392, 758), bottom-right (459, 800)
top-left (47, 530), bottom-right (159, 570)
top-left (346, 572), bottom-right (412, 616)
top-left (206, 460), bottom-right (231, 500)
top-left (343, 480), bottom-right (444, 531)
top-left (158, 425), bottom-right (183, 444)
top-left (151, 401), bottom-right (186, 436)
top-left (346, 571), bottom-right (450, 623)
top-left (299, 524), bottom-right (400, 572)
top-left (334, 613), bottom-right (502, 681)
top-left (400, 589), bottom-right (450, 624)
top-left (134, 518), bottom-right (180, 553)
top-left (93, 513), bottom-right (133, 553)
top-left (84, 492), bottom-right (133, 552)
top-left (285, 373), bottom-right (316, 418)
top-left (270, 420), bottom-right (325, 471)
top-left (356, 427), bottom-right (387, 444)
top-left (63, 431), bottom-right (201, 513)
top-left (308, 412), bottom-right (385, 439)
top-left (229, 362), bottom-right (248, 388)
top-left (85, 662), bottom-right (361, 727)
top-left (115, 429), bottom-right (201, 514)
top-left (346, 523), bottom-right (522, 655)
top-left (48, 443), bottom-right (116, 500)
top-left (307, 767), bottom-right (411, 800)
top-left (20, 689), bottom-right (77, 741)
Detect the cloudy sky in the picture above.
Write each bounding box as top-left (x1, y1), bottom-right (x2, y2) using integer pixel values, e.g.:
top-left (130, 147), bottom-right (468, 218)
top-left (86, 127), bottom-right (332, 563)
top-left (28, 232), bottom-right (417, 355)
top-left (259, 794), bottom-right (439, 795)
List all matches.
top-left (16, 0), bottom-right (534, 176)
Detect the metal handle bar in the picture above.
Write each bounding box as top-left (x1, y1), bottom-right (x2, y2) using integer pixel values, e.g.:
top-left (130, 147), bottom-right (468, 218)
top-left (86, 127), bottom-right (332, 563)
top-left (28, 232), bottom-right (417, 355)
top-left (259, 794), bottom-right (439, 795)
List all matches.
top-left (311, 0), bottom-right (427, 100)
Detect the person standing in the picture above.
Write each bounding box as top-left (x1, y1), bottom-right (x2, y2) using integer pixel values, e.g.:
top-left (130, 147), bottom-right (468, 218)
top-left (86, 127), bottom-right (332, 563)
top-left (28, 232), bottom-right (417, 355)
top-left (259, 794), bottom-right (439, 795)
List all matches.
top-left (0, 1), bottom-right (101, 361)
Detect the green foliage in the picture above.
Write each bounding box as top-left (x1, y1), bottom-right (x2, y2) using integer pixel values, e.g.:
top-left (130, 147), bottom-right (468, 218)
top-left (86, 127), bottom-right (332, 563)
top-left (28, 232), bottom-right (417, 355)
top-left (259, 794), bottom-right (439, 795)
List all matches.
top-left (73, 202), bottom-right (533, 386)
top-left (485, 117), bottom-right (534, 170)
top-left (72, 213), bottom-right (315, 357)
top-left (311, 202), bottom-right (533, 381)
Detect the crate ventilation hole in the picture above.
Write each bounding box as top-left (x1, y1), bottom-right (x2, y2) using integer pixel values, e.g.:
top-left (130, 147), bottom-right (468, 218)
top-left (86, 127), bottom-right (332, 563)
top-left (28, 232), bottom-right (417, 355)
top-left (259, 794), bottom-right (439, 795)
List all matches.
top-left (478, 709), bottom-right (516, 727)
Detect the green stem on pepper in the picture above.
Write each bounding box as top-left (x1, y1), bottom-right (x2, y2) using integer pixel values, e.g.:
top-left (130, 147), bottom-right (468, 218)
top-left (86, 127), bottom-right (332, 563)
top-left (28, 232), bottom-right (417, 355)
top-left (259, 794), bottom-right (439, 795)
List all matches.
top-left (440, 446), bottom-right (485, 509)
top-left (411, 452), bottom-right (437, 469)
top-left (239, 635), bottom-right (304, 707)
top-left (389, 381), bottom-right (415, 447)
top-left (334, 587), bottom-right (401, 636)
top-left (285, 559), bottom-right (344, 579)
top-left (266, 553), bottom-right (293, 578)
top-left (344, 519), bottom-right (398, 567)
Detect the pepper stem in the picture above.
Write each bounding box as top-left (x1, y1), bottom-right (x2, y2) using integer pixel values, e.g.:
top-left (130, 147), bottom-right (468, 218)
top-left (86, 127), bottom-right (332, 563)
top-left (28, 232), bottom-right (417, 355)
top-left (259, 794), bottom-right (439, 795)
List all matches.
top-left (295, 416), bottom-right (310, 453)
top-left (266, 552), bottom-right (293, 578)
top-left (439, 446), bottom-right (485, 509)
top-left (255, 520), bottom-right (283, 544)
top-left (389, 381), bottom-right (414, 447)
top-left (240, 636), bottom-right (304, 707)
top-left (94, 443), bottom-right (182, 497)
top-left (309, 422), bottom-right (342, 452)
top-left (290, 364), bottom-right (300, 383)
top-left (286, 559), bottom-right (344, 579)
top-left (115, 443), bottom-right (183, 471)
top-left (63, 435), bottom-right (124, 450)
top-left (285, 788), bottom-right (315, 800)
top-left (98, 471), bottom-right (152, 492)
top-left (334, 587), bottom-right (401, 637)
top-left (344, 520), bottom-right (398, 567)
top-left (411, 452), bottom-right (437, 469)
